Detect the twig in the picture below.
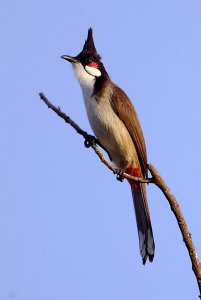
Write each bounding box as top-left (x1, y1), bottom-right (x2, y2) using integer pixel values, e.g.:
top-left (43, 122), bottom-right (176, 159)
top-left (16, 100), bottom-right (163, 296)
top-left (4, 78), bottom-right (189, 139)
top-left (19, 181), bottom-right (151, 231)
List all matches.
top-left (39, 92), bottom-right (89, 138)
top-left (39, 92), bottom-right (201, 297)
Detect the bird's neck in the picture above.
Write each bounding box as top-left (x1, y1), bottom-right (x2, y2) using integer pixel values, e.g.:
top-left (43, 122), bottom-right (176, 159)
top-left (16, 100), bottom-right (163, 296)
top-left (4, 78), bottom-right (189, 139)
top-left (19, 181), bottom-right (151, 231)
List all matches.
top-left (73, 62), bottom-right (110, 99)
top-left (93, 73), bottom-right (110, 98)
top-left (73, 62), bottom-right (95, 94)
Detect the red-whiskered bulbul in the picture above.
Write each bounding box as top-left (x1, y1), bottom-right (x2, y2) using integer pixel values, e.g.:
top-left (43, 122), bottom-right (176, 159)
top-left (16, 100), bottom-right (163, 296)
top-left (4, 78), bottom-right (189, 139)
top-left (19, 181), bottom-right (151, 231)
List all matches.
top-left (61, 28), bottom-right (155, 264)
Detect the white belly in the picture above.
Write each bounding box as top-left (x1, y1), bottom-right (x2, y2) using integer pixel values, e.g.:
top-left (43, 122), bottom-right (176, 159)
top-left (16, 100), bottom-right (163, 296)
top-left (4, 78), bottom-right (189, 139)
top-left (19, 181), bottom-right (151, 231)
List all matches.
top-left (83, 90), bottom-right (138, 168)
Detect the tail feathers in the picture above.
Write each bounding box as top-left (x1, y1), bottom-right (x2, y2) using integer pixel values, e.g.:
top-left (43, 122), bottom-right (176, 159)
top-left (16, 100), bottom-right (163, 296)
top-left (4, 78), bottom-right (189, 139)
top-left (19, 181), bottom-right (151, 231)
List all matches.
top-left (126, 165), bottom-right (155, 264)
top-left (131, 185), bottom-right (155, 264)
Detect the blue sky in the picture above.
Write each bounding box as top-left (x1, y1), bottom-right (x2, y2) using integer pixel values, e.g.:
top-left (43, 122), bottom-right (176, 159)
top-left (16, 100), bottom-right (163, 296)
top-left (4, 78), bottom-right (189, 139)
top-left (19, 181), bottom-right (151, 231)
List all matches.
top-left (1, 0), bottom-right (201, 299)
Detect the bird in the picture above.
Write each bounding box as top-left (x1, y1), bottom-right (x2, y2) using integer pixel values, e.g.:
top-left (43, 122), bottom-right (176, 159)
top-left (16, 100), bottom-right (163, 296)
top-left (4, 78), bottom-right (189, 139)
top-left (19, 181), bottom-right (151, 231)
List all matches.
top-left (61, 28), bottom-right (155, 264)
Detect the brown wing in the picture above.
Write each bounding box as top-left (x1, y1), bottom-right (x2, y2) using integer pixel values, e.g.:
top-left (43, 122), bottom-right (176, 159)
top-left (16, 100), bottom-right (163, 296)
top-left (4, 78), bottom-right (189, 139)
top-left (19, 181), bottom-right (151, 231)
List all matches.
top-left (110, 84), bottom-right (148, 178)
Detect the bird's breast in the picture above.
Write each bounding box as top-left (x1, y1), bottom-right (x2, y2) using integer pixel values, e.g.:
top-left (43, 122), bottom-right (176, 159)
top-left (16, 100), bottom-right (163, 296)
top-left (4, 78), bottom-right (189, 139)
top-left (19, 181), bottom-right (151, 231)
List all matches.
top-left (82, 88), bottom-right (138, 167)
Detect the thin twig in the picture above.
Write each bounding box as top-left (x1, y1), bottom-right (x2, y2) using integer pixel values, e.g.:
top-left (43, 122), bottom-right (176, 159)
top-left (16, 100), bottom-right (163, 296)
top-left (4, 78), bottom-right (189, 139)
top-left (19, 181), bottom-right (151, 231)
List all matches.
top-left (39, 92), bottom-right (88, 138)
top-left (39, 92), bottom-right (201, 297)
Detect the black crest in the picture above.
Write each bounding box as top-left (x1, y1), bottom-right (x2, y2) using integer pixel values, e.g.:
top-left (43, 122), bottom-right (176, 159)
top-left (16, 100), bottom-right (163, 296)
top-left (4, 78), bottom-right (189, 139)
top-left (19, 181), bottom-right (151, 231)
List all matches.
top-left (76, 28), bottom-right (101, 62)
top-left (82, 28), bottom-right (97, 53)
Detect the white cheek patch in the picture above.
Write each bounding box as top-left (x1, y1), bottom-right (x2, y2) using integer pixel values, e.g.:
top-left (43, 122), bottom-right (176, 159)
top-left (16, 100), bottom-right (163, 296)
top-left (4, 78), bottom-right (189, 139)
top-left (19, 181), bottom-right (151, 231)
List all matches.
top-left (85, 65), bottom-right (102, 77)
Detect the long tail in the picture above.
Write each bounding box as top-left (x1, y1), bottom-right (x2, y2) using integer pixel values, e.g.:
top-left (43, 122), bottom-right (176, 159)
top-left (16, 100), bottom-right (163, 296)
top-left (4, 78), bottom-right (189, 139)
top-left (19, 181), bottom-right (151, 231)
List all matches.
top-left (126, 166), bottom-right (155, 264)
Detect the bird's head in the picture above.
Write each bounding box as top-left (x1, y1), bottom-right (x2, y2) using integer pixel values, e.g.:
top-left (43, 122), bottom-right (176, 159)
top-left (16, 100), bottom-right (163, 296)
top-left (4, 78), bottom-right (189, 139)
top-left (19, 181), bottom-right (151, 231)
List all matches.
top-left (61, 28), bottom-right (108, 80)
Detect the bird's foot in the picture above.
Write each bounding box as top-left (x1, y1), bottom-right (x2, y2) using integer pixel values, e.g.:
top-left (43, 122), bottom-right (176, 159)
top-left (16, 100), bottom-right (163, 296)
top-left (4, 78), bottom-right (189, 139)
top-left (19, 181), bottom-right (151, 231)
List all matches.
top-left (84, 134), bottom-right (112, 160)
top-left (84, 134), bottom-right (99, 148)
top-left (115, 168), bottom-right (125, 182)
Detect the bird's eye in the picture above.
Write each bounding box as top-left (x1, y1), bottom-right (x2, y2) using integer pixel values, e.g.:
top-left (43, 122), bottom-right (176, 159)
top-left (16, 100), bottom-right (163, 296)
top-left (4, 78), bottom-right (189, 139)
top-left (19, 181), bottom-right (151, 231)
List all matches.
top-left (85, 58), bottom-right (91, 65)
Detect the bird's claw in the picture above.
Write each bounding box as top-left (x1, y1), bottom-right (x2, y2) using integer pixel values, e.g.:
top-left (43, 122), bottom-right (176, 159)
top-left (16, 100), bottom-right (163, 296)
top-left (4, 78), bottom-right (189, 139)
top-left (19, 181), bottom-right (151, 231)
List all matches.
top-left (116, 168), bottom-right (125, 182)
top-left (84, 134), bottom-right (98, 148)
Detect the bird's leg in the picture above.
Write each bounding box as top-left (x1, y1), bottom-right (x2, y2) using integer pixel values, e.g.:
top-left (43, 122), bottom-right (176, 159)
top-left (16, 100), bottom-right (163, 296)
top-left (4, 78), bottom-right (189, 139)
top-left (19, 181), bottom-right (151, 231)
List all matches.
top-left (115, 168), bottom-right (125, 182)
top-left (84, 134), bottom-right (112, 161)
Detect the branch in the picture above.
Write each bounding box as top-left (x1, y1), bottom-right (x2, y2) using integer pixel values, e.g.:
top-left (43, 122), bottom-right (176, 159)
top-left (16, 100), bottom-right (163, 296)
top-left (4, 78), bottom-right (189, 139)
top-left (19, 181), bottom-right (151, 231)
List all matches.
top-left (148, 164), bottom-right (201, 297)
top-left (39, 92), bottom-right (201, 297)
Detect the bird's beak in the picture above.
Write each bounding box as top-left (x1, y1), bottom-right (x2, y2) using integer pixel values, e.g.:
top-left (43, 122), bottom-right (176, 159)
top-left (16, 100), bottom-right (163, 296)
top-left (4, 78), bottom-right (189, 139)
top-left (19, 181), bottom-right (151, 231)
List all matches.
top-left (61, 55), bottom-right (78, 63)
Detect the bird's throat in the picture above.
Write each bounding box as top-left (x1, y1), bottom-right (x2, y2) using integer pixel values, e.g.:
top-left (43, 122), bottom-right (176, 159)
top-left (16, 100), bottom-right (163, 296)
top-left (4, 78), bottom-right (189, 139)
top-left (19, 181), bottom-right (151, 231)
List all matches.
top-left (73, 62), bottom-right (96, 96)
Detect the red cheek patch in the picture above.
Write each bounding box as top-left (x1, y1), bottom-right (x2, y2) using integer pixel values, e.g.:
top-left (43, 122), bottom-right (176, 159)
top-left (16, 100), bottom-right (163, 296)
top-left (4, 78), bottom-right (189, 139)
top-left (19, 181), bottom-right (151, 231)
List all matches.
top-left (87, 62), bottom-right (99, 69)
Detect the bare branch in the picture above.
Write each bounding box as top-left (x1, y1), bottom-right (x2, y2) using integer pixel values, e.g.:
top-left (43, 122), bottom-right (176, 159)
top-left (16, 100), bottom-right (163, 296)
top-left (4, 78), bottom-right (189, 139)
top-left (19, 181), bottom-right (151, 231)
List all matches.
top-left (39, 92), bottom-right (89, 138)
top-left (148, 164), bottom-right (201, 297)
top-left (39, 92), bottom-right (201, 297)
